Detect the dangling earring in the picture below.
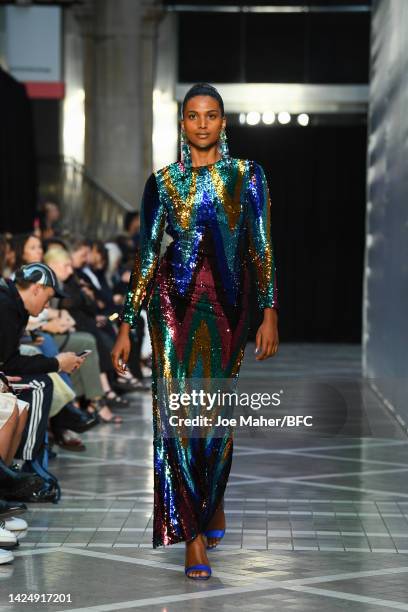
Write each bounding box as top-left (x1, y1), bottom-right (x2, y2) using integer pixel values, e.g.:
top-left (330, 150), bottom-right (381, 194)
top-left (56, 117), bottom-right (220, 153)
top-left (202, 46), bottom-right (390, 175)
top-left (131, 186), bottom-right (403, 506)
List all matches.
top-left (218, 128), bottom-right (230, 159)
top-left (180, 129), bottom-right (192, 169)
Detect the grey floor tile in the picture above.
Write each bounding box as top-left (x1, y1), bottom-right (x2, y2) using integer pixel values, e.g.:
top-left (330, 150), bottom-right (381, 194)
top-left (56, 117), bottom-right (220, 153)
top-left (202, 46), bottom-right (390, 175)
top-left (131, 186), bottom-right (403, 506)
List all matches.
top-left (5, 343), bottom-right (408, 611)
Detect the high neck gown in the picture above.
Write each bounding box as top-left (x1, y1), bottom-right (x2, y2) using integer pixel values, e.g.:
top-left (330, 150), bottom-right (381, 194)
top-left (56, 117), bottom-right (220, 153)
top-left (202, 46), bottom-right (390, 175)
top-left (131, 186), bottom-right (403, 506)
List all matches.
top-left (121, 155), bottom-right (278, 547)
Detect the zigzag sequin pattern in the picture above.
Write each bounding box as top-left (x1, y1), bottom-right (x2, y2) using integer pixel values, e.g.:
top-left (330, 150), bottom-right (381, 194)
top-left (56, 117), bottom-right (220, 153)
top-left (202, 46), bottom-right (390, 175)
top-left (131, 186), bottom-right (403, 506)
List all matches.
top-left (121, 156), bottom-right (278, 548)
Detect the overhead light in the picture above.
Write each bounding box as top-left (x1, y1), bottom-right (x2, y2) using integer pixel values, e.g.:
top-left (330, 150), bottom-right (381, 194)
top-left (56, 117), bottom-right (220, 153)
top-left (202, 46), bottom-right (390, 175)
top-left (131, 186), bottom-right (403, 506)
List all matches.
top-left (246, 111), bottom-right (261, 126)
top-left (239, 113), bottom-right (246, 125)
top-left (278, 111), bottom-right (291, 125)
top-left (262, 111), bottom-right (275, 125)
top-left (297, 113), bottom-right (310, 126)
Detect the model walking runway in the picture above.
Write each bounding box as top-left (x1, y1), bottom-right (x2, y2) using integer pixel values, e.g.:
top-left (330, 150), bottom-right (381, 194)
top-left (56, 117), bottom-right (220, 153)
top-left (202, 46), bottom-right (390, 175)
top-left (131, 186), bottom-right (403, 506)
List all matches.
top-left (112, 83), bottom-right (279, 579)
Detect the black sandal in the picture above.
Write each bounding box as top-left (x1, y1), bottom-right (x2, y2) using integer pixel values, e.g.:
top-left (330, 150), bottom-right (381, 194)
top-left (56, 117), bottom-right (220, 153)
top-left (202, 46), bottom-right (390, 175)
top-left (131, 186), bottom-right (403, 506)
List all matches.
top-left (90, 399), bottom-right (123, 424)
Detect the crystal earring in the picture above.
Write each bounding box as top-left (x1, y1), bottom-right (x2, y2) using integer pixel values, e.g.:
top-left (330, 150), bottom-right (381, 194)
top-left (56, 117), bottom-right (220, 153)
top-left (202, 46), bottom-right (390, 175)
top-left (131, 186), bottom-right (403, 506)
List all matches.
top-left (218, 128), bottom-right (230, 159)
top-left (180, 129), bottom-right (192, 169)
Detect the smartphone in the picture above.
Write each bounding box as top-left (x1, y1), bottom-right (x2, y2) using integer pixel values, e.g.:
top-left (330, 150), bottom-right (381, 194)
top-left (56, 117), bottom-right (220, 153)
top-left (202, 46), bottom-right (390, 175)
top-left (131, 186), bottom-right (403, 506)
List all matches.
top-left (76, 350), bottom-right (93, 358)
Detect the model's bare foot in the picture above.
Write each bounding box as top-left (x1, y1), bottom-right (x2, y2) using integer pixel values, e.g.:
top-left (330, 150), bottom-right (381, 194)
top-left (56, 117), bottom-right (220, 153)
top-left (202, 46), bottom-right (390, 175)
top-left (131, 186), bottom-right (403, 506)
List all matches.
top-left (185, 534), bottom-right (211, 578)
top-left (205, 503), bottom-right (226, 549)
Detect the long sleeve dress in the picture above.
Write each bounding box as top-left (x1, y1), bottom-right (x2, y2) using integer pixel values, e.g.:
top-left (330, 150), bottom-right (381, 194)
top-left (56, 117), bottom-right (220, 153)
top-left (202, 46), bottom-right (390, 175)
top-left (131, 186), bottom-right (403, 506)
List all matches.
top-left (121, 155), bottom-right (278, 547)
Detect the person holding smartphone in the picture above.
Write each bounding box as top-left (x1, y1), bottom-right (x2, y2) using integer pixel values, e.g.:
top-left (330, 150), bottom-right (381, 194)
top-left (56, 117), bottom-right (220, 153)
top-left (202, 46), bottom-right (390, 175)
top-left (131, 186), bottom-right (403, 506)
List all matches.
top-left (0, 263), bottom-right (85, 501)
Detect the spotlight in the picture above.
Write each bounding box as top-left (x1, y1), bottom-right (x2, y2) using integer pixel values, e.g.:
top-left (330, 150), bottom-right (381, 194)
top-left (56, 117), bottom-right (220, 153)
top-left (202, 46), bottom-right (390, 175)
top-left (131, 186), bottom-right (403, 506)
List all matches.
top-left (278, 111), bottom-right (291, 125)
top-left (297, 113), bottom-right (310, 127)
top-left (262, 111), bottom-right (276, 125)
top-left (239, 113), bottom-right (246, 125)
top-left (246, 111), bottom-right (261, 126)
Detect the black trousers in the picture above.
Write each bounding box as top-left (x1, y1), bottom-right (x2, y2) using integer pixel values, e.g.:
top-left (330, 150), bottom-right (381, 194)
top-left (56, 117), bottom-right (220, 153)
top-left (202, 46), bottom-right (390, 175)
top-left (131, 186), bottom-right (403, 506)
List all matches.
top-left (14, 374), bottom-right (53, 461)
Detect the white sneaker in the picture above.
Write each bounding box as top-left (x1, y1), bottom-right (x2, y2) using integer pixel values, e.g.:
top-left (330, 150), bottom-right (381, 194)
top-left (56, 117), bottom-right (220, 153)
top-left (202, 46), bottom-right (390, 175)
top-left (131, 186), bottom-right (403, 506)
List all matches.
top-left (0, 526), bottom-right (17, 548)
top-left (0, 548), bottom-right (14, 564)
top-left (4, 517), bottom-right (28, 531)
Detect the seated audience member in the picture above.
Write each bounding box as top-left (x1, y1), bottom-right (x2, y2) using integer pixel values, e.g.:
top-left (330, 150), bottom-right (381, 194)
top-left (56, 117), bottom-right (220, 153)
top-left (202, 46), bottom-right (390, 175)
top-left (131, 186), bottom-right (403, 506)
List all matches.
top-left (115, 211), bottom-right (140, 267)
top-left (0, 263), bottom-right (85, 500)
top-left (0, 234), bottom-right (16, 278)
top-left (0, 373), bottom-right (30, 564)
top-left (81, 240), bottom-right (116, 317)
top-left (43, 237), bottom-right (68, 253)
top-left (0, 372), bottom-right (43, 503)
top-left (87, 241), bottom-right (150, 389)
top-left (105, 242), bottom-right (124, 291)
top-left (10, 233), bottom-right (43, 270)
top-left (11, 248), bottom-right (87, 437)
top-left (44, 247), bottom-right (126, 418)
top-left (37, 201), bottom-right (61, 240)
top-left (65, 241), bottom-right (143, 393)
top-left (70, 238), bottom-right (91, 273)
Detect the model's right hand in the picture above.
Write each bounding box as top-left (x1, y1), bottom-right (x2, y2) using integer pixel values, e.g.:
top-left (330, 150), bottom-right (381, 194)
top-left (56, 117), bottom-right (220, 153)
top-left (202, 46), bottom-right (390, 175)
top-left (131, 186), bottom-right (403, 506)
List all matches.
top-left (57, 352), bottom-right (85, 373)
top-left (111, 324), bottom-right (131, 375)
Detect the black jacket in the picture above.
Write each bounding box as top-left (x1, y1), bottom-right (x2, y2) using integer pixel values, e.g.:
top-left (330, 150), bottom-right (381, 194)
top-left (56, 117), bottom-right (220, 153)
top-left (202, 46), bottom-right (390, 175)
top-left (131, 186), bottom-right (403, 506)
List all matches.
top-left (0, 278), bottom-right (59, 375)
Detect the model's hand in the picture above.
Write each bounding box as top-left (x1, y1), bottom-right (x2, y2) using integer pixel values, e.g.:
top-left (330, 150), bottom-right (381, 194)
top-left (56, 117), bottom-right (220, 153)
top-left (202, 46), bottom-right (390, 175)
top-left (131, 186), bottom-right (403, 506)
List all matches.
top-left (255, 308), bottom-right (279, 360)
top-left (111, 323), bottom-right (131, 375)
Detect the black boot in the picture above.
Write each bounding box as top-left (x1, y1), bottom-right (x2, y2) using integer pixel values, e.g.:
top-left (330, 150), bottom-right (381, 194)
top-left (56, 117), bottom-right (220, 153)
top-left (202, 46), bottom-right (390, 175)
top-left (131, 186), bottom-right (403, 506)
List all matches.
top-left (0, 499), bottom-right (27, 519)
top-left (50, 403), bottom-right (99, 434)
top-left (2, 486), bottom-right (57, 503)
top-left (0, 457), bottom-right (43, 498)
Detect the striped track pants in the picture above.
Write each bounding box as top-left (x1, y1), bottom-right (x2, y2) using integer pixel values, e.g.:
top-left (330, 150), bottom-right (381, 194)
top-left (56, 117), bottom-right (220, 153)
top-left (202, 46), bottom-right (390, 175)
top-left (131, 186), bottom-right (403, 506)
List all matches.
top-left (15, 374), bottom-right (53, 461)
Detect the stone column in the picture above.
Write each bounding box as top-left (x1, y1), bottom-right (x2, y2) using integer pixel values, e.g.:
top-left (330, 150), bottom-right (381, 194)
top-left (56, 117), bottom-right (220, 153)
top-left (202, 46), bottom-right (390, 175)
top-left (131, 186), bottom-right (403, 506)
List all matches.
top-left (85, 0), bottom-right (159, 207)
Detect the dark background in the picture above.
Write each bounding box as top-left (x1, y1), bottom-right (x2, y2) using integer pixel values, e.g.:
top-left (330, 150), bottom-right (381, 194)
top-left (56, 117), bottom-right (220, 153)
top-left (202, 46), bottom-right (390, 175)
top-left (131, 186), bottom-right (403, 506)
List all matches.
top-left (178, 10), bottom-right (370, 84)
top-left (176, 3), bottom-right (370, 343)
top-left (228, 123), bottom-right (367, 343)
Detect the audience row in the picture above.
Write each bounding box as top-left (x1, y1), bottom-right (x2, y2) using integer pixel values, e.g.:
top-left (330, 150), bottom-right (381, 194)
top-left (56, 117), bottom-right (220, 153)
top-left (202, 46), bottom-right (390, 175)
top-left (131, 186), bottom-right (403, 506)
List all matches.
top-left (0, 208), bottom-right (151, 564)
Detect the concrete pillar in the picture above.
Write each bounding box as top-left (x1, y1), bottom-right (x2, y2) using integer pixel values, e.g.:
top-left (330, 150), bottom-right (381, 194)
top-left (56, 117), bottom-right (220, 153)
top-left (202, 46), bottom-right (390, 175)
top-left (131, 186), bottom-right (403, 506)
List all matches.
top-left (152, 11), bottom-right (178, 171)
top-left (63, 5), bottom-right (87, 164)
top-left (85, 0), bottom-right (159, 207)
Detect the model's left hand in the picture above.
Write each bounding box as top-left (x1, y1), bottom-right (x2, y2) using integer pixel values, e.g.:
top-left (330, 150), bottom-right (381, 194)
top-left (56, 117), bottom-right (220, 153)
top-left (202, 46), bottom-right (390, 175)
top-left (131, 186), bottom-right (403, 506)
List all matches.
top-left (255, 309), bottom-right (279, 360)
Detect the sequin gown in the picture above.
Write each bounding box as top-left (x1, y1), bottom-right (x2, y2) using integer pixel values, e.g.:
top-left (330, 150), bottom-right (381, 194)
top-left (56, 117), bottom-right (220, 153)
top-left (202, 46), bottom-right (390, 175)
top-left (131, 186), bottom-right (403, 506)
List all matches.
top-left (122, 155), bottom-right (278, 547)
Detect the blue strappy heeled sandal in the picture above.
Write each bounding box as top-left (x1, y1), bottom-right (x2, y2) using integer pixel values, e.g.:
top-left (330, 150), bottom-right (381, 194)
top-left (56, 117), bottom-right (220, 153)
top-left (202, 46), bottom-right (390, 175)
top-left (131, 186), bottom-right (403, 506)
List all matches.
top-left (204, 529), bottom-right (225, 549)
top-left (185, 563), bottom-right (212, 580)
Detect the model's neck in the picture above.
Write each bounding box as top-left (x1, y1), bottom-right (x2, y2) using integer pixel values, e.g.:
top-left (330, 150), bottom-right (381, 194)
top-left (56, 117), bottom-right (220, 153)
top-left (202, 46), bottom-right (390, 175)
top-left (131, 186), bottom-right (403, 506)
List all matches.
top-left (190, 144), bottom-right (221, 168)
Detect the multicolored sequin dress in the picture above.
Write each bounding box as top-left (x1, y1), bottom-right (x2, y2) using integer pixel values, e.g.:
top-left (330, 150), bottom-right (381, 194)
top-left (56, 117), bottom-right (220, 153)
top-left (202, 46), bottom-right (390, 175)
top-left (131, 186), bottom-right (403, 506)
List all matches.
top-left (121, 152), bottom-right (278, 547)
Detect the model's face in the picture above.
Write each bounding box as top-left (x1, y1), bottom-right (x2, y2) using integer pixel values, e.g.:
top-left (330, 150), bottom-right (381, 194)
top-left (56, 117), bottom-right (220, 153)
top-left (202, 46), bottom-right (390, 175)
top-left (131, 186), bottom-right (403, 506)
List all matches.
top-left (181, 95), bottom-right (226, 152)
top-left (23, 237), bottom-right (43, 264)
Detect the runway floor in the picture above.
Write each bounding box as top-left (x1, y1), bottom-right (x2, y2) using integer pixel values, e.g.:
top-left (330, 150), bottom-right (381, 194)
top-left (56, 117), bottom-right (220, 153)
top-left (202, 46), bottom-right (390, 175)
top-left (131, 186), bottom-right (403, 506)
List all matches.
top-left (3, 342), bottom-right (408, 612)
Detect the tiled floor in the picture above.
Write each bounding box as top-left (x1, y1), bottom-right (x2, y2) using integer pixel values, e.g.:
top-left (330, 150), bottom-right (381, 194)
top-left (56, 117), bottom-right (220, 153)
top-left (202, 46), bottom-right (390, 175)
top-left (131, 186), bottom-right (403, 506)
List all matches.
top-left (3, 343), bottom-right (408, 611)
